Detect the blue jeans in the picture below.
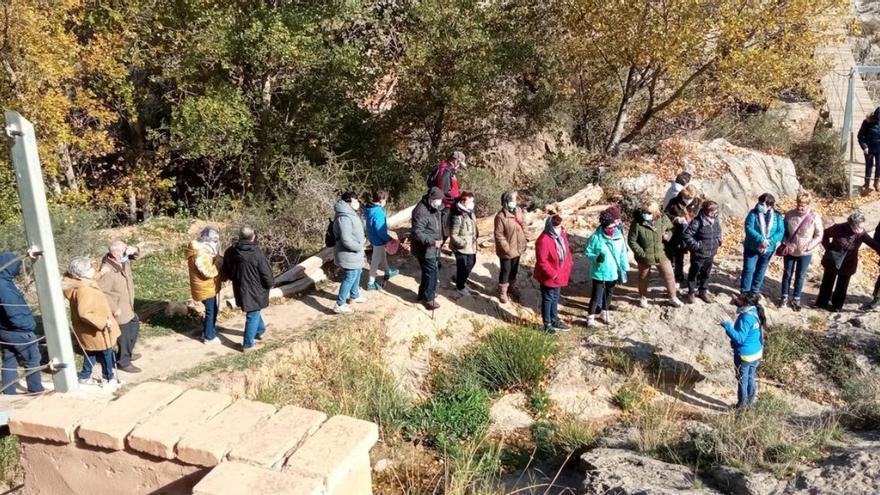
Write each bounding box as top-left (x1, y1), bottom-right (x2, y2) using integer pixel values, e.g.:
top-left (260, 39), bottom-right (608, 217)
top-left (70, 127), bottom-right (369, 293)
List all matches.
top-left (336, 269), bottom-right (362, 306)
top-left (734, 356), bottom-right (760, 409)
top-left (202, 296), bottom-right (218, 340)
top-left (540, 286), bottom-right (561, 326)
top-left (79, 348), bottom-right (115, 381)
top-left (0, 330), bottom-right (44, 395)
top-left (781, 254), bottom-right (812, 300)
top-left (417, 255), bottom-right (439, 301)
top-left (740, 249), bottom-right (772, 294)
top-left (243, 311), bottom-right (266, 349)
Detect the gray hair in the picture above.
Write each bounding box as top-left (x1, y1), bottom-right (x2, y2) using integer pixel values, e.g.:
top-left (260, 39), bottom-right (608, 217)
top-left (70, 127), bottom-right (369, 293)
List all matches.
top-left (848, 212), bottom-right (866, 226)
top-left (68, 256), bottom-right (94, 279)
top-left (198, 227), bottom-right (220, 244)
top-left (108, 241), bottom-right (126, 256)
top-left (451, 150), bottom-right (466, 165)
top-left (239, 225), bottom-right (255, 241)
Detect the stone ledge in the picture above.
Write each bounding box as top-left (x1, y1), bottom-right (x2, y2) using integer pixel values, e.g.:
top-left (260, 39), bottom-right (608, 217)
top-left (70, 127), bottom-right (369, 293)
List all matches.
top-left (228, 406), bottom-right (327, 469)
top-left (176, 398), bottom-right (276, 467)
top-left (9, 394), bottom-right (110, 443)
top-left (193, 461), bottom-right (324, 495)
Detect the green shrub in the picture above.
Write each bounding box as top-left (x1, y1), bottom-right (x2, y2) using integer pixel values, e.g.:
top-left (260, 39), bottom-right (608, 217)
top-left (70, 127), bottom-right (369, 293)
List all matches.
top-left (461, 167), bottom-right (511, 218)
top-left (408, 377), bottom-right (491, 451)
top-left (705, 111), bottom-right (794, 155)
top-left (527, 385), bottom-right (554, 417)
top-left (760, 326), bottom-right (814, 383)
top-left (790, 128), bottom-right (848, 198)
top-left (464, 325), bottom-right (559, 392)
top-left (0, 435), bottom-right (19, 488)
top-left (529, 151), bottom-right (597, 209)
top-left (613, 383), bottom-right (643, 412)
top-left (532, 415), bottom-right (599, 463)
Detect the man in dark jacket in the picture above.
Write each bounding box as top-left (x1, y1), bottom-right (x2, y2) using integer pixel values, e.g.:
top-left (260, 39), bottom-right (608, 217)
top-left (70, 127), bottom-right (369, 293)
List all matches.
top-left (683, 201), bottom-right (723, 304)
top-left (664, 185), bottom-right (702, 285)
top-left (222, 226), bottom-right (274, 351)
top-left (0, 252), bottom-right (44, 395)
top-left (857, 107), bottom-right (880, 191)
top-left (411, 187), bottom-right (445, 310)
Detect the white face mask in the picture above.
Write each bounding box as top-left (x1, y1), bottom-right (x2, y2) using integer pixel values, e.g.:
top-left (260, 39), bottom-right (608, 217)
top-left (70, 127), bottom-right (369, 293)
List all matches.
top-left (464, 201), bottom-right (475, 211)
top-left (82, 268), bottom-right (96, 280)
top-left (350, 199), bottom-right (360, 211)
top-left (507, 201), bottom-right (517, 210)
top-left (683, 197), bottom-right (694, 206)
top-left (431, 200), bottom-right (443, 209)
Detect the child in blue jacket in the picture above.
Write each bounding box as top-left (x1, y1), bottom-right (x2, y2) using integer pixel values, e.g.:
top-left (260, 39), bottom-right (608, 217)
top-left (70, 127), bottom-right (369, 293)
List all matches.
top-left (721, 292), bottom-right (765, 410)
top-left (364, 191), bottom-right (399, 290)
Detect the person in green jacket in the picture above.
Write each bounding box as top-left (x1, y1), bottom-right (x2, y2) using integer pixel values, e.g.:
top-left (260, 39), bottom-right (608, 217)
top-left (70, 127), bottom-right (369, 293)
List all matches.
top-left (628, 201), bottom-right (684, 309)
top-left (584, 209), bottom-right (630, 327)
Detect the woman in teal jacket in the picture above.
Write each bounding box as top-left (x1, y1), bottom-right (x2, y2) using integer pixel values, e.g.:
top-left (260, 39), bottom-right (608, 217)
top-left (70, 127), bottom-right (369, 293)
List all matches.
top-left (584, 209), bottom-right (630, 327)
top-left (740, 193), bottom-right (784, 296)
top-left (721, 292), bottom-right (765, 410)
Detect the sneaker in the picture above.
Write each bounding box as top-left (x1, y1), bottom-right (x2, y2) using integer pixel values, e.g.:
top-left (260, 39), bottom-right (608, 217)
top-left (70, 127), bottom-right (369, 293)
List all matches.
top-left (384, 269), bottom-right (399, 280)
top-left (118, 364), bottom-right (142, 373)
top-left (791, 299), bottom-right (802, 312)
top-left (78, 377), bottom-right (101, 386)
top-left (552, 321), bottom-right (571, 332)
top-left (600, 311), bottom-right (612, 325)
top-left (862, 298), bottom-right (879, 311)
top-left (455, 287), bottom-right (471, 298)
top-left (586, 315), bottom-right (598, 328)
top-left (241, 344), bottom-right (254, 353)
top-left (670, 297), bottom-right (684, 308)
top-left (544, 325), bottom-right (558, 336)
top-left (366, 281), bottom-right (383, 291)
top-left (778, 296), bottom-right (789, 308)
top-left (639, 297), bottom-right (650, 309)
top-left (350, 296), bottom-right (369, 304)
top-left (699, 292), bottom-right (715, 303)
top-left (334, 304), bottom-right (354, 315)
top-left (422, 300), bottom-right (440, 310)
top-left (203, 337), bottom-right (221, 345)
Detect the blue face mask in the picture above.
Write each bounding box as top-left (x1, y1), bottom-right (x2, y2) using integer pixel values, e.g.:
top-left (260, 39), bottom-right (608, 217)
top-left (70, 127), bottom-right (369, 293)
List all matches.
top-left (120, 255), bottom-right (129, 264)
top-left (643, 213), bottom-right (653, 222)
top-left (757, 204), bottom-right (767, 214)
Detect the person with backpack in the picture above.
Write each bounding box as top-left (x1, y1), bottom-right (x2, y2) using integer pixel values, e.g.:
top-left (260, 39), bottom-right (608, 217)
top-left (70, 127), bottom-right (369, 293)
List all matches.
top-left (664, 185), bottom-right (702, 285)
top-left (778, 192), bottom-right (823, 311)
top-left (585, 209), bottom-right (630, 327)
top-left (494, 191), bottom-right (527, 303)
top-left (331, 192), bottom-right (368, 314)
top-left (222, 226), bottom-right (274, 351)
top-left (364, 191), bottom-right (399, 291)
top-left (0, 252), bottom-right (45, 395)
top-left (427, 151), bottom-right (466, 243)
top-left (628, 201), bottom-right (683, 308)
top-left (683, 200), bottom-right (723, 304)
top-left (412, 187), bottom-right (445, 310)
top-left (450, 192), bottom-right (479, 298)
top-left (740, 193), bottom-right (784, 297)
top-left (816, 212), bottom-right (880, 312)
top-left (721, 292), bottom-right (765, 410)
top-left (857, 108), bottom-right (880, 192)
top-left (534, 213), bottom-right (573, 334)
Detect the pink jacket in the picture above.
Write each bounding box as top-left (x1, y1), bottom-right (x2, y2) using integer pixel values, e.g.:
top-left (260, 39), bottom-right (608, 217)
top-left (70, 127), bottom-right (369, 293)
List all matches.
top-left (783, 209), bottom-right (823, 257)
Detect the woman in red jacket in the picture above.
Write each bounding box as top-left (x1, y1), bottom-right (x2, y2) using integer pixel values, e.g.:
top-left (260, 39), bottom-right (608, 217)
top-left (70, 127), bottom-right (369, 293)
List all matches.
top-left (534, 214), bottom-right (574, 334)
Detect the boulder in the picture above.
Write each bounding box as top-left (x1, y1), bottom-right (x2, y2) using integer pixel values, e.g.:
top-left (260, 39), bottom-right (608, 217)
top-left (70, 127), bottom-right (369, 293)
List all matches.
top-left (580, 448), bottom-right (721, 494)
top-left (479, 124), bottom-right (576, 185)
top-left (781, 446), bottom-right (880, 494)
top-left (767, 101), bottom-right (819, 143)
top-left (705, 465), bottom-right (785, 495)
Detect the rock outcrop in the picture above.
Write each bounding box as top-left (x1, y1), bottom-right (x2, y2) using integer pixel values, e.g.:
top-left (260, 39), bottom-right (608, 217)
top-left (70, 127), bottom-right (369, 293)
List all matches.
top-left (781, 445), bottom-right (880, 494)
top-left (580, 448), bottom-right (720, 494)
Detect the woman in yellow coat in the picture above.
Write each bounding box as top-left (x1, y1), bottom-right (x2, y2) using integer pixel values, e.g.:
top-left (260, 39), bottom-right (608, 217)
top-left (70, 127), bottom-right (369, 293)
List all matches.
top-left (63, 256), bottom-right (121, 385)
top-left (187, 227), bottom-right (224, 344)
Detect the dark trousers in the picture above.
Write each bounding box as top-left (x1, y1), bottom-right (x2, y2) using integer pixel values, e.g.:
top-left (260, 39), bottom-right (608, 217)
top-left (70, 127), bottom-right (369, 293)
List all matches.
top-left (117, 316), bottom-right (140, 367)
top-left (816, 266), bottom-right (852, 310)
top-left (668, 249), bottom-right (686, 283)
top-left (499, 257), bottom-right (520, 284)
top-left (540, 285), bottom-right (561, 326)
top-left (455, 253), bottom-right (476, 290)
top-left (417, 255), bottom-right (439, 301)
top-left (0, 330), bottom-right (44, 395)
top-left (687, 255), bottom-right (714, 294)
top-left (589, 280), bottom-right (616, 315)
top-left (867, 152), bottom-right (880, 179)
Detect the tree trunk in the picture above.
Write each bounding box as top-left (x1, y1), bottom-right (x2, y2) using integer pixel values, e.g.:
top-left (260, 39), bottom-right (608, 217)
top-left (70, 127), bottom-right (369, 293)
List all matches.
top-left (58, 143), bottom-right (79, 194)
top-left (127, 180), bottom-right (137, 223)
top-left (254, 74), bottom-right (275, 196)
top-left (429, 104), bottom-right (446, 155)
top-left (605, 66), bottom-right (637, 154)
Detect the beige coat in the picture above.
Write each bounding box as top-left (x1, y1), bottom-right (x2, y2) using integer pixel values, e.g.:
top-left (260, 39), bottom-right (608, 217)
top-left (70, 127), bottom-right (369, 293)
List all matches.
top-left (98, 255), bottom-right (136, 324)
top-left (451, 210), bottom-right (479, 255)
top-left (494, 208), bottom-right (527, 259)
top-left (63, 276), bottom-right (121, 352)
top-left (783, 209), bottom-right (824, 257)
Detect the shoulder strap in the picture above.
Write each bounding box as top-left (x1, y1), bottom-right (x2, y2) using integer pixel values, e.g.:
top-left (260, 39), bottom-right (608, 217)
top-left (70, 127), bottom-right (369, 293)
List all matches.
top-left (788, 212), bottom-right (812, 239)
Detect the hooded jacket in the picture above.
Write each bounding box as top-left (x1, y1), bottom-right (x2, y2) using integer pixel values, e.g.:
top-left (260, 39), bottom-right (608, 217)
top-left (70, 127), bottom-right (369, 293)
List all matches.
top-left (722, 306), bottom-right (763, 360)
top-left (222, 240), bottom-right (274, 312)
top-left (743, 206), bottom-right (784, 254)
top-left (364, 203), bottom-right (393, 247)
top-left (586, 226), bottom-right (630, 283)
top-left (533, 220), bottom-right (573, 288)
top-left (664, 193), bottom-right (703, 253)
top-left (63, 276), bottom-right (121, 352)
top-left (857, 108), bottom-right (880, 151)
top-left (494, 192), bottom-right (527, 259)
top-left (333, 200), bottom-right (366, 270)
top-left (683, 212), bottom-right (723, 259)
top-left (98, 252), bottom-right (138, 325)
top-left (450, 202), bottom-right (479, 255)
top-left (0, 253), bottom-right (36, 333)
top-left (187, 240), bottom-right (223, 302)
top-left (628, 214), bottom-right (673, 265)
top-left (411, 192), bottom-right (444, 258)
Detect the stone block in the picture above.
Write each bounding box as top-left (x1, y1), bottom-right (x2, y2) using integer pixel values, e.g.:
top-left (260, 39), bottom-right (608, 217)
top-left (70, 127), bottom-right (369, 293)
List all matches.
top-left (128, 389), bottom-right (232, 460)
top-left (78, 382), bottom-right (185, 450)
top-left (9, 394), bottom-right (109, 443)
top-left (193, 461), bottom-right (323, 495)
top-left (176, 399), bottom-right (276, 467)
top-left (228, 406), bottom-right (326, 468)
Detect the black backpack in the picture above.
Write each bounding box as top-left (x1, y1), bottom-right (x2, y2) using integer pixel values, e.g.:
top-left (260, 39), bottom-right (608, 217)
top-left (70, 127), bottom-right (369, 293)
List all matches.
top-left (324, 218), bottom-right (336, 248)
top-left (426, 164), bottom-right (443, 191)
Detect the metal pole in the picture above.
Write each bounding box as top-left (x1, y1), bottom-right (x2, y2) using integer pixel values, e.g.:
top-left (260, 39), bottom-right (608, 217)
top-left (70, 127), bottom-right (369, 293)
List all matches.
top-left (850, 132), bottom-right (855, 198)
top-left (842, 69), bottom-right (856, 153)
top-left (4, 111), bottom-right (77, 393)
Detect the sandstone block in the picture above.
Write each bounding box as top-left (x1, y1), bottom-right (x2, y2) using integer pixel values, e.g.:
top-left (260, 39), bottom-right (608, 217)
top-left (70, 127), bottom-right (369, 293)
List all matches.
top-left (228, 405), bottom-right (326, 468)
top-left (78, 382), bottom-right (185, 450)
top-left (128, 389), bottom-right (232, 460)
top-left (9, 394), bottom-right (109, 443)
top-left (176, 399), bottom-right (276, 467)
top-left (193, 461), bottom-right (323, 495)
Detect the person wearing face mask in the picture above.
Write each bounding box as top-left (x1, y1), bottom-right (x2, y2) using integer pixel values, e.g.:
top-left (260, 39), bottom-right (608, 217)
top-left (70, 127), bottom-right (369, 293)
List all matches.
top-left (364, 190), bottom-right (400, 291)
top-left (223, 226), bottom-right (274, 351)
top-left (534, 214), bottom-right (574, 334)
top-left (64, 256), bottom-right (121, 385)
top-left (816, 212), bottom-right (880, 312)
top-left (683, 201), bottom-right (723, 304)
top-left (628, 201), bottom-right (683, 308)
top-left (664, 185), bottom-right (702, 286)
top-left (721, 292), bottom-right (765, 410)
top-left (585, 210), bottom-right (630, 327)
top-left (411, 187), bottom-right (445, 310)
top-left (187, 227), bottom-right (225, 344)
top-left (778, 192), bottom-right (823, 311)
top-left (332, 192), bottom-right (369, 314)
top-left (740, 193), bottom-right (784, 297)
top-left (98, 240), bottom-right (141, 373)
top-left (450, 192), bottom-right (479, 298)
top-left (662, 172), bottom-right (692, 209)
top-left (494, 191), bottom-right (527, 303)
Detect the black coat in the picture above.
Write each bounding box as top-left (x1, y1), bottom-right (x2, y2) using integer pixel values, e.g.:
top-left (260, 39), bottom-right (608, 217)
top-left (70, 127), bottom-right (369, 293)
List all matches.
top-left (411, 196), bottom-right (443, 258)
top-left (820, 222), bottom-right (880, 276)
top-left (858, 108), bottom-right (880, 151)
top-left (683, 213), bottom-right (723, 259)
top-left (222, 240), bottom-right (274, 312)
top-left (664, 194), bottom-right (702, 254)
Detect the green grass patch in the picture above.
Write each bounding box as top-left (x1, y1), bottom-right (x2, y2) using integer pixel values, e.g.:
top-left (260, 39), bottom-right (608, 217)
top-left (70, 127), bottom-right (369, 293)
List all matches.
top-left (407, 375), bottom-right (491, 452)
top-left (133, 244), bottom-right (191, 306)
top-left (531, 415), bottom-right (599, 464)
top-left (168, 338), bottom-right (287, 382)
top-left (140, 312), bottom-right (202, 339)
top-left (0, 435), bottom-right (19, 488)
top-left (760, 326), bottom-right (814, 383)
top-left (461, 325), bottom-right (559, 392)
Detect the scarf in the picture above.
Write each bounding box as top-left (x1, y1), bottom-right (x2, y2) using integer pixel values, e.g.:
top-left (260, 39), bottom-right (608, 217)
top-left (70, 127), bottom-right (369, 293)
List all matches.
top-left (757, 208), bottom-right (769, 239)
top-left (545, 217), bottom-right (567, 262)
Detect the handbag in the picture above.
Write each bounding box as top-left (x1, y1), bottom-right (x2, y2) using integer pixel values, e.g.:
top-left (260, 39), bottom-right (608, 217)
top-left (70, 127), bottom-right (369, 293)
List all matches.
top-left (828, 249), bottom-right (849, 270)
top-left (775, 212), bottom-right (813, 257)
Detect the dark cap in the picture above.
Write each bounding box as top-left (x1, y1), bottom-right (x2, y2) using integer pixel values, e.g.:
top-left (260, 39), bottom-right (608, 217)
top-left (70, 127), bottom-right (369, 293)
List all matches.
top-left (428, 186), bottom-right (444, 201)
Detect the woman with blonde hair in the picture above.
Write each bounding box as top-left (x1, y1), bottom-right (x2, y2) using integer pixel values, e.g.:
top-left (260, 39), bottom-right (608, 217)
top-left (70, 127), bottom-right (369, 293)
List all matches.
top-left (778, 192), bottom-right (823, 311)
top-left (628, 200), bottom-right (683, 308)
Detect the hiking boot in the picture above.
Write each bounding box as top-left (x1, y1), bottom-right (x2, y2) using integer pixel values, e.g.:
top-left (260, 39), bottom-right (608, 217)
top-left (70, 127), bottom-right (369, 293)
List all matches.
top-left (334, 304), bottom-right (354, 315)
top-left (586, 315), bottom-right (598, 328)
top-left (497, 283), bottom-right (509, 304)
top-left (366, 281), bottom-right (383, 291)
top-left (639, 297), bottom-right (650, 309)
top-left (422, 300), bottom-right (440, 310)
top-left (670, 297), bottom-right (684, 308)
top-left (384, 269), bottom-right (399, 280)
top-left (552, 320), bottom-right (571, 332)
top-left (699, 292), bottom-right (715, 303)
top-left (864, 177), bottom-right (873, 192)
top-left (687, 292), bottom-right (697, 304)
top-left (862, 298), bottom-right (879, 311)
top-left (791, 298), bottom-right (802, 312)
top-left (119, 364), bottom-right (142, 373)
top-left (455, 287), bottom-right (471, 299)
top-left (350, 296), bottom-right (369, 304)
